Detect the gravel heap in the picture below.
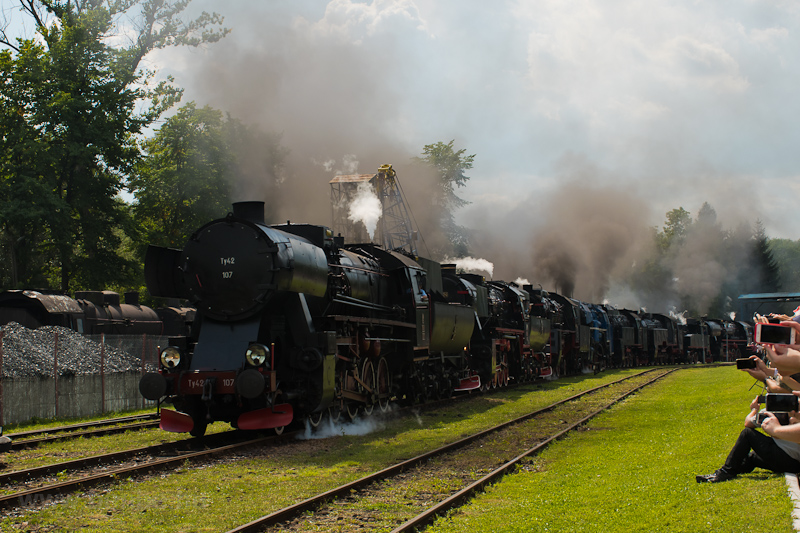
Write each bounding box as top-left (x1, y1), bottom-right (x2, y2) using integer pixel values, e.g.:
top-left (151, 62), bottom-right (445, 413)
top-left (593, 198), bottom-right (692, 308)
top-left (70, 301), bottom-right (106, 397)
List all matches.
top-left (0, 322), bottom-right (157, 378)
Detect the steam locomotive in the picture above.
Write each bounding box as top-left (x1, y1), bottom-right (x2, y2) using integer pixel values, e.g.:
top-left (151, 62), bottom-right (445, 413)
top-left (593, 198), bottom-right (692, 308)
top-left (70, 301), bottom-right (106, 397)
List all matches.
top-left (138, 202), bottom-right (752, 436)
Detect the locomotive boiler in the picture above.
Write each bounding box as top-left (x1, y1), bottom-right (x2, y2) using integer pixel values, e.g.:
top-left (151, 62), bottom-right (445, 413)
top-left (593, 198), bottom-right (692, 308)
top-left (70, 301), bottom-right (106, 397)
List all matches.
top-left (139, 202), bottom-right (480, 436)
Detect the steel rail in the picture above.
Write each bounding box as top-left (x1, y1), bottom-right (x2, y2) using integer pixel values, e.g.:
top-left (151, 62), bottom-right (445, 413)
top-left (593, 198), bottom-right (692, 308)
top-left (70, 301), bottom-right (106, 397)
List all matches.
top-left (9, 420), bottom-right (160, 450)
top-left (224, 368), bottom-right (667, 533)
top-left (6, 413), bottom-right (158, 440)
top-left (0, 431), bottom-right (295, 510)
top-left (0, 430), bottom-right (251, 485)
top-left (390, 368), bottom-right (677, 533)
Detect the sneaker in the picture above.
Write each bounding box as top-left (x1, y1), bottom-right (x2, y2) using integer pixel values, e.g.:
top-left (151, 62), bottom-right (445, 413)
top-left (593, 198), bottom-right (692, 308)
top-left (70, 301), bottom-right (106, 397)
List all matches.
top-left (695, 470), bottom-right (736, 483)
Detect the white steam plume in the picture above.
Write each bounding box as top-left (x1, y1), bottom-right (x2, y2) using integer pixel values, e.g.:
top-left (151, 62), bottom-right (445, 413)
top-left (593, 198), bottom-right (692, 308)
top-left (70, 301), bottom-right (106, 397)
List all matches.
top-left (446, 256), bottom-right (495, 278)
top-left (348, 181), bottom-right (382, 239)
top-left (297, 411), bottom-right (392, 440)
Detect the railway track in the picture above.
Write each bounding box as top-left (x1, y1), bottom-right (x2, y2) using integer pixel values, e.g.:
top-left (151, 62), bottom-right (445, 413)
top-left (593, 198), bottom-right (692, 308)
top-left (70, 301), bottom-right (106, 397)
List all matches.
top-left (6, 413), bottom-right (159, 450)
top-left (224, 367), bottom-right (675, 533)
top-left (0, 428), bottom-right (294, 511)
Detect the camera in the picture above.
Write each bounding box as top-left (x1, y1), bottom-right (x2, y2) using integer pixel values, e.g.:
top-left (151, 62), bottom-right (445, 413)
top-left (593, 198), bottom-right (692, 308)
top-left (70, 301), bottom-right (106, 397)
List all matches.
top-left (757, 412), bottom-right (790, 426)
top-left (765, 393), bottom-right (799, 412)
top-left (736, 358), bottom-right (757, 369)
top-left (754, 323), bottom-right (797, 345)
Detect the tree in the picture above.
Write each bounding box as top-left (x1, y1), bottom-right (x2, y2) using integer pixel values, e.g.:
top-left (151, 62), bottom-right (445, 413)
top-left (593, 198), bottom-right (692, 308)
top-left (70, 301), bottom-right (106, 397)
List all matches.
top-left (130, 102), bottom-right (288, 255)
top-left (751, 220), bottom-right (781, 293)
top-left (413, 140), bottom-right (475, 256)
top-left (657, 207), bottom-right (692, 250)
top-left (0, 0), bottom-right (228, 290)
top-left (769, 238), bottom-right (800, 292)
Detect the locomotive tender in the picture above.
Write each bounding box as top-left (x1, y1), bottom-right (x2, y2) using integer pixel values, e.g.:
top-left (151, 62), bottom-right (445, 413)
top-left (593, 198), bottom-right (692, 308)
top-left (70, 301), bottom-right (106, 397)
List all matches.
top-left (138, 201), bottom-right (752, 436)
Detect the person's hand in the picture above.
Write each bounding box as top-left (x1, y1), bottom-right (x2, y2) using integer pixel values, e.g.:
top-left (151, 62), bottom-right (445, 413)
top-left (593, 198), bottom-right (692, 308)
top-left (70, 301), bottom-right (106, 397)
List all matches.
top-left (750, 396), bottom-right (762, 410)
top-left (780, 321), bottom-right (800, 352)
top-left (744, 367), bottom-right (768, 381)
top-left (761, 412), bottom-right (780, 434)
top-left (764, 344), bottom-right (800, 375)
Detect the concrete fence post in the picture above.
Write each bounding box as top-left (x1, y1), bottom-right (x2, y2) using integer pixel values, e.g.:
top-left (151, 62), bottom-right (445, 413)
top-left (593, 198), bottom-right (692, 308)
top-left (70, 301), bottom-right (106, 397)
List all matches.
top-left (53, 331), bottom-right (59, 418)
top-left (0, 329), bottom-right (4, 427)
top-left (100, 333), bottom-right (106, 413)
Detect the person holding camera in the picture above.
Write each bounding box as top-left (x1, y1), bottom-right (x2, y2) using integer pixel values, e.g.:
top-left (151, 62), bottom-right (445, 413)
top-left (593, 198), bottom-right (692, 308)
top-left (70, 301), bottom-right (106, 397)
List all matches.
top-left (754, 316), bottom-right (800, 375)
top-left (740, 355), bottom-right (800, 392)
top-left (696, 394), bottom-right (800, 483)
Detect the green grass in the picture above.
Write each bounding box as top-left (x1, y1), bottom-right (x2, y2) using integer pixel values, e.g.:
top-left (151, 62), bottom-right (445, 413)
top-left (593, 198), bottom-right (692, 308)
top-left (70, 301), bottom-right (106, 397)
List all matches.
top-left (0, 369), bottom-right (648, 532)
top-left (427, 366), bottom-right (795, 533)
top-left (2, 367), bottom-right (771, 532)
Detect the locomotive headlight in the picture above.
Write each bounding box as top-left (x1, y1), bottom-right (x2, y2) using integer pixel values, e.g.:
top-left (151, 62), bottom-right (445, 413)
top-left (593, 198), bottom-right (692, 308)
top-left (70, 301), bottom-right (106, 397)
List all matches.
top-left (160, 346), bottom-right (182, 369)
top-left (245, 343), bottom-right (270, 367)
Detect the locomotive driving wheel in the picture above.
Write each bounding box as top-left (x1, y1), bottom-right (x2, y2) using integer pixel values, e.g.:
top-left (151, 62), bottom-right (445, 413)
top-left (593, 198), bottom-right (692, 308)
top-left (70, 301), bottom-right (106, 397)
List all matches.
top-left (500, 353), bottom-right (509, 387)
top-left (307, 411), bottom-right (324, 429)
top-left (361, 358), bottom-right (376, 416)
top-left (376, 357), bottom-right (391, 412)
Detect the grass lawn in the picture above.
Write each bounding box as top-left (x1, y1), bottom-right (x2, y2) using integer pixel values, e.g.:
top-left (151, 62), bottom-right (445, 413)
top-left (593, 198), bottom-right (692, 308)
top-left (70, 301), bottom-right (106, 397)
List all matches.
top-left (427, 365), bottom-right (795, 533)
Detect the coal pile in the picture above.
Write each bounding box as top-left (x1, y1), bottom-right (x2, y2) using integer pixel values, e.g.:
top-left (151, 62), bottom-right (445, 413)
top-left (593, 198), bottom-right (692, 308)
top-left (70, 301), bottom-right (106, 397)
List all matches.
top-left (0, 322), bottom-right (156, 378)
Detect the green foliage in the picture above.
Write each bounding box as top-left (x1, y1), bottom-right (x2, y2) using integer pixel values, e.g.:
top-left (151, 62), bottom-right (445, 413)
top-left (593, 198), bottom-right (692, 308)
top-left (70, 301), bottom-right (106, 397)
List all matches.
top-left (769, 238), bottom-right (800, 292)
top-left (413, 140), bottom-right (475, 256)
top-left (129, 102), bottom-right (288, 259)
top-left (637, 203), bottom-right (784, 316)
top-left (657, 206), bottom-right (692, 250)
top-left (0, 0), bottom-right (227, 291)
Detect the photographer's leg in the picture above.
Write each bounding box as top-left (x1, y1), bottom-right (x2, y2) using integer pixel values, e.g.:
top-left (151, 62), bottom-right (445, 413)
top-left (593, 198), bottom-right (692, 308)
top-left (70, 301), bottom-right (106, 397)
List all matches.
top-left (747, 436), bottom-right (800, 474)
top-left (697, 428), bottom-right (763, 482)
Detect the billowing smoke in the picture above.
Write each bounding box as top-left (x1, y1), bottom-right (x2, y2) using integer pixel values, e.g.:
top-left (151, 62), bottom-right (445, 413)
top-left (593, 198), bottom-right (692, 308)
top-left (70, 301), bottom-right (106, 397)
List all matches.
top-left (446, 256), bottom-right (494, 278)
top-left (348, 182), bottom-right (382, 239)
top-left (165, 4), bottom-right (772, 317)
top-left (524, 178), bottom-right (652, 302)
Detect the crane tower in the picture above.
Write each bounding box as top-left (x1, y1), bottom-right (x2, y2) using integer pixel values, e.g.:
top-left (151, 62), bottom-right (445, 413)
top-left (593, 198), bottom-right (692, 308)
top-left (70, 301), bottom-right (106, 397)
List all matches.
top-left (329, 164), bottom-right (417, 255)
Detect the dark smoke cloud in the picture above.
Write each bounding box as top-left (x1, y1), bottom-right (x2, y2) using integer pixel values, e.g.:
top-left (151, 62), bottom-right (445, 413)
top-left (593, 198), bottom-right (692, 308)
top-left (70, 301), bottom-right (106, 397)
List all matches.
top-left (156, 2), bottom-right (777, 316)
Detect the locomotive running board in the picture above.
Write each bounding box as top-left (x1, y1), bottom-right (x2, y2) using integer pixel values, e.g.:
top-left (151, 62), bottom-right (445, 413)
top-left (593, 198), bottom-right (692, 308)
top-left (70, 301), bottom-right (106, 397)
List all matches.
top-left (237, 404), bottom-right (294, 430)
top-left (160, 409), bottom-right (195, 433)
top-left (455, 375), bottom-right (481, 392)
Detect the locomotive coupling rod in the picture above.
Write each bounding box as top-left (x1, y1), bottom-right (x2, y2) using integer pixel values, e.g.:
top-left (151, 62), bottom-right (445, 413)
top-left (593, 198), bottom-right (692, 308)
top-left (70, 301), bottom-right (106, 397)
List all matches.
top-left (353, 375), bottom-right (375, 394)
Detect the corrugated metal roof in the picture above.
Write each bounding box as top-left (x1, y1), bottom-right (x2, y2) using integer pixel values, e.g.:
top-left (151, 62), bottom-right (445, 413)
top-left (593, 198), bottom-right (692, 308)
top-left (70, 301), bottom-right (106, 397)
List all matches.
top-left (329, 174), bottom-right (376, 184)
top-left (19, 290), bottom-right (83, 313)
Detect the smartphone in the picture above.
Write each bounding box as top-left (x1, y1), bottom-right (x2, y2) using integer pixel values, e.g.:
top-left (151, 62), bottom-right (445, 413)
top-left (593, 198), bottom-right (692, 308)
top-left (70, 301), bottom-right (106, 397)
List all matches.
top-left (754, 323), bottom-right (797, 345)
top-left (757, 411), bottom-right (790, 425)
top-left (766, 393), bottom-right (799, 412)
top-left (736, 358), bottom-right (757, 369)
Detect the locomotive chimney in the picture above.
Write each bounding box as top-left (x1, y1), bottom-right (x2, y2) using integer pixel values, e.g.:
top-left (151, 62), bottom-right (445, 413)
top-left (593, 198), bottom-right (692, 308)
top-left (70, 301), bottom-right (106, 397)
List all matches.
top-left (232, 201), bottom-right (266, 225)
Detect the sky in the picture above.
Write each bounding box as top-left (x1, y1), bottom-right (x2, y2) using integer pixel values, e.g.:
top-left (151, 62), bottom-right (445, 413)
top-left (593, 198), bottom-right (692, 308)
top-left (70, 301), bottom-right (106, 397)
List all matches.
top-left (143, 0), bottom-right (800, 237)
top-left (4, 0), bottom-right (800, 298)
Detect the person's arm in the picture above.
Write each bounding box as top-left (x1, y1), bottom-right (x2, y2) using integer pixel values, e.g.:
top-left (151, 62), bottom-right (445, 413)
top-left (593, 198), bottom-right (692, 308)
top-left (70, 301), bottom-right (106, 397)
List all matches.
top-left (764, 344), bottom-right (800, 375)
top-left (745, 396), bottom-right (761, 429)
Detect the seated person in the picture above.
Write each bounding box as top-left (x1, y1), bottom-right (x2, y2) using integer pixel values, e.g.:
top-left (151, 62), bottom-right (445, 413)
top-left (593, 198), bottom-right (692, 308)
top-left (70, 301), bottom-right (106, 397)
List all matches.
top-left (696, 394), bottom-right (800, 482)
top-left (742, 355), bottom-right (800, 392)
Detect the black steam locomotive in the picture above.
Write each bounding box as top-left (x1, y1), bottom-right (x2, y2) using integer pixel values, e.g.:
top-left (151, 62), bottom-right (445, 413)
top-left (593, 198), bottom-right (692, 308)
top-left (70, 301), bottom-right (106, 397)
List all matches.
top-left (138, 202), bottom-right (752, 436)
top-left (139, 202), bottom-right (539, 436)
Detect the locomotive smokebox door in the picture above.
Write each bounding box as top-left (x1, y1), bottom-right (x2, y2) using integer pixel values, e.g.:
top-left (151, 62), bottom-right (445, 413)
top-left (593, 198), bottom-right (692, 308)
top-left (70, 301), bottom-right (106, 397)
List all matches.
top-left (183, 223), bottom-right (277, 321)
